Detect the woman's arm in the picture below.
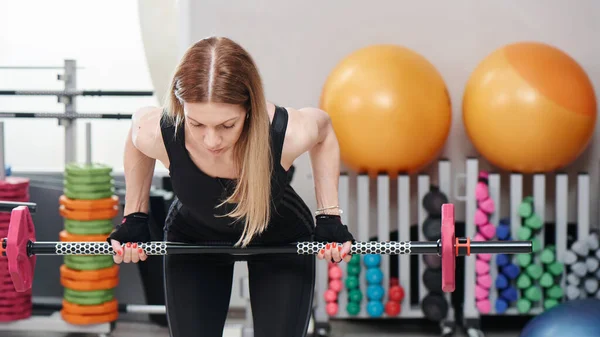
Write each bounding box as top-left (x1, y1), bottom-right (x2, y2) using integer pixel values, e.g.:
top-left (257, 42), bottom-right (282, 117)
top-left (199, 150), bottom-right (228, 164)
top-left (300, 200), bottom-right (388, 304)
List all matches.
top-left (285, 106), bottom-right (353, 263)
top-left (123, 106), bottom-right (168, 215)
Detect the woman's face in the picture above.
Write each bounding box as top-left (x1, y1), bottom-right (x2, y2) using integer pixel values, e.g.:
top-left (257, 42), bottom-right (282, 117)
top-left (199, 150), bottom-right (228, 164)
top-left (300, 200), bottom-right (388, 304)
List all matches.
top-left (183, 101), bottom-right (246, 156)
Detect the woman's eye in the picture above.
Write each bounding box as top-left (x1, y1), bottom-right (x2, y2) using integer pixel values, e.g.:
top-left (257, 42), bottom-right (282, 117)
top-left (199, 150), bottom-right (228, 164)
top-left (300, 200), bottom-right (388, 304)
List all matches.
top-left (223, 124), bottom-right (235, 129)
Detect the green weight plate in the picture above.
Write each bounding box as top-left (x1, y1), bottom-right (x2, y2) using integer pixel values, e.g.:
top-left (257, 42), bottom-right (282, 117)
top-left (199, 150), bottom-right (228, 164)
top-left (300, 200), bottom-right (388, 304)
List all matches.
top-left (66, 162), bottom-right (112, 177)
top-left (64, 255), bottom-right (114, 263)
top-left (64, 257), bottom-right (115, 271)
top-left (64, 188), bottom-right (114, 200)
top-left (64, 288), bottom-right (114, 298)
top-left (64, 181), bottom-right (114, 193)
top-left (64, 289), bottom-right (114, 305)
top-left (65, 222), bottom-right (114, 235)
top-left (65, 219), bottom-right (114, 227)
top-left (66, 174), bottom-right (113, 185)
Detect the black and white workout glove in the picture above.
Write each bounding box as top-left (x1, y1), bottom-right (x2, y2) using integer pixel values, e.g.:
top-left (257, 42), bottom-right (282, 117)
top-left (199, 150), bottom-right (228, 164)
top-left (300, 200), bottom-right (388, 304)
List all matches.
top-left (106, 212), bottom-right (151, 245)
top-left (314, 214), bottom-right (355, 243)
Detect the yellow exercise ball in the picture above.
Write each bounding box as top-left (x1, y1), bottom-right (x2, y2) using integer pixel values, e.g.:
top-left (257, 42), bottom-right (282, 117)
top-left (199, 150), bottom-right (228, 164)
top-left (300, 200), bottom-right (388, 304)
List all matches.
top-left (463, 42), bottom-right (597, 173)
top-left (319, 44), bottom-right (452, 175)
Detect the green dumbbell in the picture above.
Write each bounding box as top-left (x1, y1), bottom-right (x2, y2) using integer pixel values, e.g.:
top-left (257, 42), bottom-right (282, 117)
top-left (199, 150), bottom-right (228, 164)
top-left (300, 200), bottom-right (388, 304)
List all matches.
top-left (347, 264), bottom-right (361, 276)
top-left (544, 299), bottom-right (559, 310)
top-left (546, 261), bottom-right (564, 276)
top-left (539, 272), bottom-right (555, 288)
top-left (517, 298), bottom-right (532, 313)
top-left (518, 226), bottom-right (533, 240)
top-left (526, 264), bottom-right (544, 280)
top-left (518, 196), bottom-right (534, 218)
top-left (524, 286), bottom-right (542, 302)
top-left (347, 302), bottom-right (361, 315)
top-left (525, 214), bottom-right (543, 230)
top-left (517, 254), bottom-right (533, 267)
top-left (517, 273), bottom-right (532, 289)
top-left (348, 289), bottom-right (363, 302)
top-left (546, 285), bottom-right (564, 299)
top-left (540, 246), bottom-right (556, 264)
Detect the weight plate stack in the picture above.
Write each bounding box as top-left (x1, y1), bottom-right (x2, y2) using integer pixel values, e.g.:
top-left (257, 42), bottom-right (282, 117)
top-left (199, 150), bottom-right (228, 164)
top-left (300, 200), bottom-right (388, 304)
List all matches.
top-left (0, 176), bottom-right (33, 322)
top-left (421, 185), bottom-right (449, 322)
top-left (563, 232), bottom-right (600, 301)
top-left (58, 162), bottom-right (120, 325)
top-left (474, 171), bottom-right (494, 314)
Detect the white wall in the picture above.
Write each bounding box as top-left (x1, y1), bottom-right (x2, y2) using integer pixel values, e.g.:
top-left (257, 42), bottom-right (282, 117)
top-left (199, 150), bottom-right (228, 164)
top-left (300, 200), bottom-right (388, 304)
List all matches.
top-left (0, 0), bottom-right (161, 173)
top-left (180, 0), bottom-right (600, 230)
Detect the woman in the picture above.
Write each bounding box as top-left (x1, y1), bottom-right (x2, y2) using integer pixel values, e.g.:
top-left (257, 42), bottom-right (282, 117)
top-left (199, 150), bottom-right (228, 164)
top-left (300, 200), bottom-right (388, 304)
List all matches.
top-left (107, 36), bottom-right (355, 337)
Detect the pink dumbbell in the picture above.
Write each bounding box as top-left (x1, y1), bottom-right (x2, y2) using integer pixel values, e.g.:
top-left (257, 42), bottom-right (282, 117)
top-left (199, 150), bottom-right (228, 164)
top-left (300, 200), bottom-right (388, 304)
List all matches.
top-left (324, 289), bottom-right (338, 302)
top-left (475, 209), bottom-right (488, 226)
top-left (329, 266), bottom-right (343, 280)
top-left (474, 233), bottom-right (486, 242)
top-left (478, 223), bottom-right (496, 240)
top-left (477, 253), bottom-right (492, 262)
top-left (475, 284), bottom-right (490, 300)
top-left (477, 274), bottom-right (492, 289)
top-left (329, 279), bottom-right (343, 293)
top-left (475, 181), bottom-right (489, 201)
top-left (478, 197), bottom-right (495, 214)
top-left (476, 299), bottom-right (491, 314)
top-left (476, 259), bottom-right (490, 275)
top-left (326, 302), bottom-right (339, 316)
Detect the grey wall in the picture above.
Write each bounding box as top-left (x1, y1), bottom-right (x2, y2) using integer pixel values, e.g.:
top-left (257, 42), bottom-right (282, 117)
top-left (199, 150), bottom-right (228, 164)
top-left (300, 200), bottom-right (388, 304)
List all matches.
top-left (177, 0), bottom-right (600, 232)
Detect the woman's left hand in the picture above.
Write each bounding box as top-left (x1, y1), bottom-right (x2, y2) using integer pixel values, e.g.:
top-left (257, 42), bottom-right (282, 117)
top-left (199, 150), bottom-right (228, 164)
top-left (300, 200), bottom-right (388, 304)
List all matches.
top-left (317, 240), bottom-right (352, 263)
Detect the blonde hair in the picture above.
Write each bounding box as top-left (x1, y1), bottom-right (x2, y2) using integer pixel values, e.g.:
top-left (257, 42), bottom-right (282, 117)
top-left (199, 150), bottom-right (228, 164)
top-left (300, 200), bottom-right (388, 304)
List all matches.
top-left (163, 36), bottom-right (273, 247)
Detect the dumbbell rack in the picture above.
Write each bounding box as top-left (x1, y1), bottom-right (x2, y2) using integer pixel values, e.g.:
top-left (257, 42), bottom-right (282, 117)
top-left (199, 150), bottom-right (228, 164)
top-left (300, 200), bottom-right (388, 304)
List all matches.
top-left (313, 160), bottom-right (457, 336)
top-left (462, 158), bottom-right (591, 335)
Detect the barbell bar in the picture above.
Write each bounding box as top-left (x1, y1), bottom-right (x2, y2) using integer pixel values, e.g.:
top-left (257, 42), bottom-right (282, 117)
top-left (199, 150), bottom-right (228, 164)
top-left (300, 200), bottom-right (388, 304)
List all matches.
top-left (0, 90), bottom-right (153, 97)
top-left (0, 111), bottom-right (133, 120)
top-left (0, 203), bottom-right (532, 294)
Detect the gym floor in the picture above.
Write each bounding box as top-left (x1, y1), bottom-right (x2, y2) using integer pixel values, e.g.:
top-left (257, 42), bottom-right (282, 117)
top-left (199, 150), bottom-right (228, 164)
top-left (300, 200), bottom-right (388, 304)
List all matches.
top-left (3, 318), bottom-right (522, 337)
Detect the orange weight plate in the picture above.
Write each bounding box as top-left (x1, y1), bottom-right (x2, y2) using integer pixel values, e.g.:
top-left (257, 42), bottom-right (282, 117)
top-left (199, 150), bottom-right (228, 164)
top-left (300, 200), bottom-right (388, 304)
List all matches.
top-left (60, 309), bottom-right (119, 325)
top-left (59, 195), bottom-right (119, 211)
top-left (60, 264), bottom-right (119, 281)
top-left (62, 299), bottom-right (118, 315)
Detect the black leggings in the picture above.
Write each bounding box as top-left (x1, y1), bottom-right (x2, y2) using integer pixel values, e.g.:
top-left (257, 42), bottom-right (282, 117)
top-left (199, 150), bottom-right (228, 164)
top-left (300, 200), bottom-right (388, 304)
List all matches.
top-left (162, 230), bottom-right (316, 337)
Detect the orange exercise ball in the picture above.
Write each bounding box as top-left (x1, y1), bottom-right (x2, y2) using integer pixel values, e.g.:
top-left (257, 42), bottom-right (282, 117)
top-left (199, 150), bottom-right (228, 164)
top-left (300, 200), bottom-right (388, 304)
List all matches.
top-left (463, 42), bottom-right (597, 173)
top-left (319, 44), bottom-right (452, 175)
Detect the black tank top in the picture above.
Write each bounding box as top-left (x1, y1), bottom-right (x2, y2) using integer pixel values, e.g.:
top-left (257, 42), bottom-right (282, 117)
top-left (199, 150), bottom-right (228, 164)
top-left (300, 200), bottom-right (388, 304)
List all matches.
top-left (160, 106), bottom-right (314, 244)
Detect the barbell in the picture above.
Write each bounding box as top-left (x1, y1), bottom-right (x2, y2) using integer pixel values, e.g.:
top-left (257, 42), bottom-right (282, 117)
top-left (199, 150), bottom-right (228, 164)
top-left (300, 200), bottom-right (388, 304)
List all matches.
top-left (1, 203), bottom-right (532, 294)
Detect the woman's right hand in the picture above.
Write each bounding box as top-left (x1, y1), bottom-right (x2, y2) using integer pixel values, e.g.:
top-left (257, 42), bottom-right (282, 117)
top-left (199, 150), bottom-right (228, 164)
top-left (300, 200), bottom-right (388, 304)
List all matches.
top-left (110, 240), bottom-right (147, 264)
top-left (107, 212), bottom-right (152, 264)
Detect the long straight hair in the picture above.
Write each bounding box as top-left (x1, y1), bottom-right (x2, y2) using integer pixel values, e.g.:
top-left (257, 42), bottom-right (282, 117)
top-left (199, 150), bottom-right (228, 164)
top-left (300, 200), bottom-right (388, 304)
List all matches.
top-left (163, 37), bottom-right (272, 247)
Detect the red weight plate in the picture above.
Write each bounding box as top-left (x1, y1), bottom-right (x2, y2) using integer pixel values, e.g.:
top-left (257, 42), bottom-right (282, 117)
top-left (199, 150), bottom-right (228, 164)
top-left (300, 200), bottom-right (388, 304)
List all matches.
top-left (0, 177), bottom-right (29, 191)
top-left (441, 203), bottom-right (456, 292)
top-left (0, 289), bottom-right (32, 298)
top-left (6, 206), bottom-right (36, 292)
top-left (0, 213), bottom-right (11, 221)
top-left (0, 190), bottom-right (28, 198)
